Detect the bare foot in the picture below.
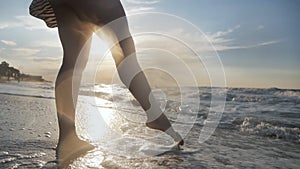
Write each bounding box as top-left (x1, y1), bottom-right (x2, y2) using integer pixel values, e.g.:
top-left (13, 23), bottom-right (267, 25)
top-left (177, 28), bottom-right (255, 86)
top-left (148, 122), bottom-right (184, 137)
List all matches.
top-left (146, 114), bottom-right (184, 148)
top-left (166, 128), bottom-right (184, 149)
top-left (56, 133), bottom-right (95, 168)
top-left (175, 135), bottom-right (184, 148)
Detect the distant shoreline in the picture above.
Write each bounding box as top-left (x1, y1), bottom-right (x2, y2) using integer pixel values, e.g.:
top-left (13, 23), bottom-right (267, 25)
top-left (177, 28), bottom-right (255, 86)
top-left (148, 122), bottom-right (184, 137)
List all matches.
top-left (1, 61), bottom-right (49, 83)
top-left (0, 79), bottom-right (298, 90)
top-left (0, 77), bottom-right (50, 83)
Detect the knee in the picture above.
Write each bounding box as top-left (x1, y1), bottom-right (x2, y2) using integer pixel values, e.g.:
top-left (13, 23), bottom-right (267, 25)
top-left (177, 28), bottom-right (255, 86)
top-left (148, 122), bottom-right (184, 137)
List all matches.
top-left (117, 56), bottom-right (142, 87)
top-left (60, 56), bottom-right (88, 73)
top-left (107, 17), bottom-right (132, 43)
top-left (56, 61), bottom-right (86, 86)
top-left (59, 62), bottom-right (76, 74)
top-left (56, 62), bottom-right (86, 84)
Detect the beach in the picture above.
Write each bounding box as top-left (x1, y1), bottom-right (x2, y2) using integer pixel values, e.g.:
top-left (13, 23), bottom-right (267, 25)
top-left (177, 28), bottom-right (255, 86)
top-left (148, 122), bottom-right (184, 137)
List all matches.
top-left (0, 82), bottom-right (300, 168)
top-left (0, 93), bottom-right (58, 168)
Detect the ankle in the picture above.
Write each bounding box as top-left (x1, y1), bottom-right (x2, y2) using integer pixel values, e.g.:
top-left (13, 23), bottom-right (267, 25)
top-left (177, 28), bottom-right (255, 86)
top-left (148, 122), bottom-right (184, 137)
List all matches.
top-left (165, 127), bottom-right (182, 142)
top-left (57, 113), bottom-right (76, 137)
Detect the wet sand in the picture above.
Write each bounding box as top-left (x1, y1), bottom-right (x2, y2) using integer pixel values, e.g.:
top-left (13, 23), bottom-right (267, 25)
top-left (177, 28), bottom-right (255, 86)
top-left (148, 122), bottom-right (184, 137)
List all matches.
top-left (1, 87), bottom-right (300, 168)
top-left (0, 93), bottom-right (58, 168)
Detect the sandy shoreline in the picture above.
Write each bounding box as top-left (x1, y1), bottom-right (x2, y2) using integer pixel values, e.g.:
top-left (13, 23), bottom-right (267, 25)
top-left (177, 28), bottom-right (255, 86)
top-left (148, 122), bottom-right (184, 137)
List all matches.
top-left (1, 88), bottom-right (300, 168)
top-left (0, 93), bottom-right (58, 168)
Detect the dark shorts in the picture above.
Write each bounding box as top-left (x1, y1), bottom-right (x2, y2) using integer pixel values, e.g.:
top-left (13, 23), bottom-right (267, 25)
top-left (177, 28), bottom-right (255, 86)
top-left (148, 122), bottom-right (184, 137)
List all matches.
top-left (29, 0), bottom-right (58, 28)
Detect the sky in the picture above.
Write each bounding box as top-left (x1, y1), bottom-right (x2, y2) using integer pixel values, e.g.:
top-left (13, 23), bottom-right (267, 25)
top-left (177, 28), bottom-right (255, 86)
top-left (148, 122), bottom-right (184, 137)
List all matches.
top-left (0, 0), bottom-right (299, 89)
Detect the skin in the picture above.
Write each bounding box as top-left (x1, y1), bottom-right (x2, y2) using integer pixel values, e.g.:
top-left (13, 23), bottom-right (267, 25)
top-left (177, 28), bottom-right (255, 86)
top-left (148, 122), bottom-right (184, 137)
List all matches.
top-left (47, 0), bottom-right (183, 167)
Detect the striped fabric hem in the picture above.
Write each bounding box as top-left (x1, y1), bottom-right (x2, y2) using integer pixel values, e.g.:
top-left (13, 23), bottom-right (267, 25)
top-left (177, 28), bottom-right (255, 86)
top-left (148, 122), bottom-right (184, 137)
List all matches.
top-left (29, 0), bottom-right (58, 28)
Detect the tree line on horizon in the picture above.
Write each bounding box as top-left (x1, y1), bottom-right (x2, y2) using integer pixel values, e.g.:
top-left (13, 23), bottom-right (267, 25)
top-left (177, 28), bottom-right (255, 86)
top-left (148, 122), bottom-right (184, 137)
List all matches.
top-left (0, 61), bottom-right (31, 82)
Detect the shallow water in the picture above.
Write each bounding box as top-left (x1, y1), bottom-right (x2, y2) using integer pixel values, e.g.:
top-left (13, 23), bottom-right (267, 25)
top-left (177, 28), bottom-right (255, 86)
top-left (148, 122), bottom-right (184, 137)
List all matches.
top-left (0, 82), bottom-right (299, 168)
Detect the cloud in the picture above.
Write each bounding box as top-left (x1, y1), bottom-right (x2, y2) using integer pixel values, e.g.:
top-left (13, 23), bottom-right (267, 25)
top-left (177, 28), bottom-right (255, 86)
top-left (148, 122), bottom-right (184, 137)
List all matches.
top-left (0, 15), bottom-right (56, 32)
top-left (257, 25), bottom-right (265, 30)
top-left (210, 25), bottom-right (241, 38)
top-left (0, 23), bottom-right (9, 29)
top-left (253, 40), bottom-right (278, 47)
top-left (15, 15), bottom-right (55, 32)
top-left (31, 56), bottom-right (61, 63)
top-left (205, 25), bottom-right (240, 44)
top-left (0, 48), bottom-right (40, 59)
top-left (123, 0), bottom-right (160, 14)
top-left (212, 40), bottom-right (280, 51)
top-left (31, 40), bottom-right (61, 48)
top-left (126, 6), bottom-right (155, 14)
top-left (125, 0), bottom-right (160, 4)
top-left (204, 25), bottom-right (280, 51)
top-left (132, 23), bottom-right (281, 64)
top-left (11, 48), bottom-right (40, 57)
top-left (1, 40), bottom-right (17, 46)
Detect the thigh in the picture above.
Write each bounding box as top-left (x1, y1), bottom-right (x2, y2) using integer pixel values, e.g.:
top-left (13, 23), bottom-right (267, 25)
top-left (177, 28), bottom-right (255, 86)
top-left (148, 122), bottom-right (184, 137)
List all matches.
top-left (52, 4), bottom-right (94, 69)
top-left (58, 0), bottom-right (126, 25)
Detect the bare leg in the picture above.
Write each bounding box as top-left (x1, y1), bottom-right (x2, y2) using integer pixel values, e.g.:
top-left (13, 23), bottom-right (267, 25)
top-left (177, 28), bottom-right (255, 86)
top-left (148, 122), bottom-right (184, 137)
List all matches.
top-left (117, 37), bottom-right (183, 145)
top-left (104, 15), bottom-right (184, 146)
top-left (52, 3), bottom-right (95, 167)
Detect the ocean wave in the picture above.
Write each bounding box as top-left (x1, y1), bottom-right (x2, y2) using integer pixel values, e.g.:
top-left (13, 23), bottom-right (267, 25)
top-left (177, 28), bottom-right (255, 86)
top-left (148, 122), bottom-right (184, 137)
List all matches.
top-left (273, 90), bottom-right (300, 99)
top-left (225, 87), bottom-right (300, 103)
top-left (0, 81), bottom-right (54, 99)
top-left (237, 117), bottom-right (300, 143)
top-left (0, 92), bottom-right (54, 99)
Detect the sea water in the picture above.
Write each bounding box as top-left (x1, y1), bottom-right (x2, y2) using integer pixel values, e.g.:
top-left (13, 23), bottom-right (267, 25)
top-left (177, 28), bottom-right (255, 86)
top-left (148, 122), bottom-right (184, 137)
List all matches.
top-left (0, 81), bottom-right (299, 168)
